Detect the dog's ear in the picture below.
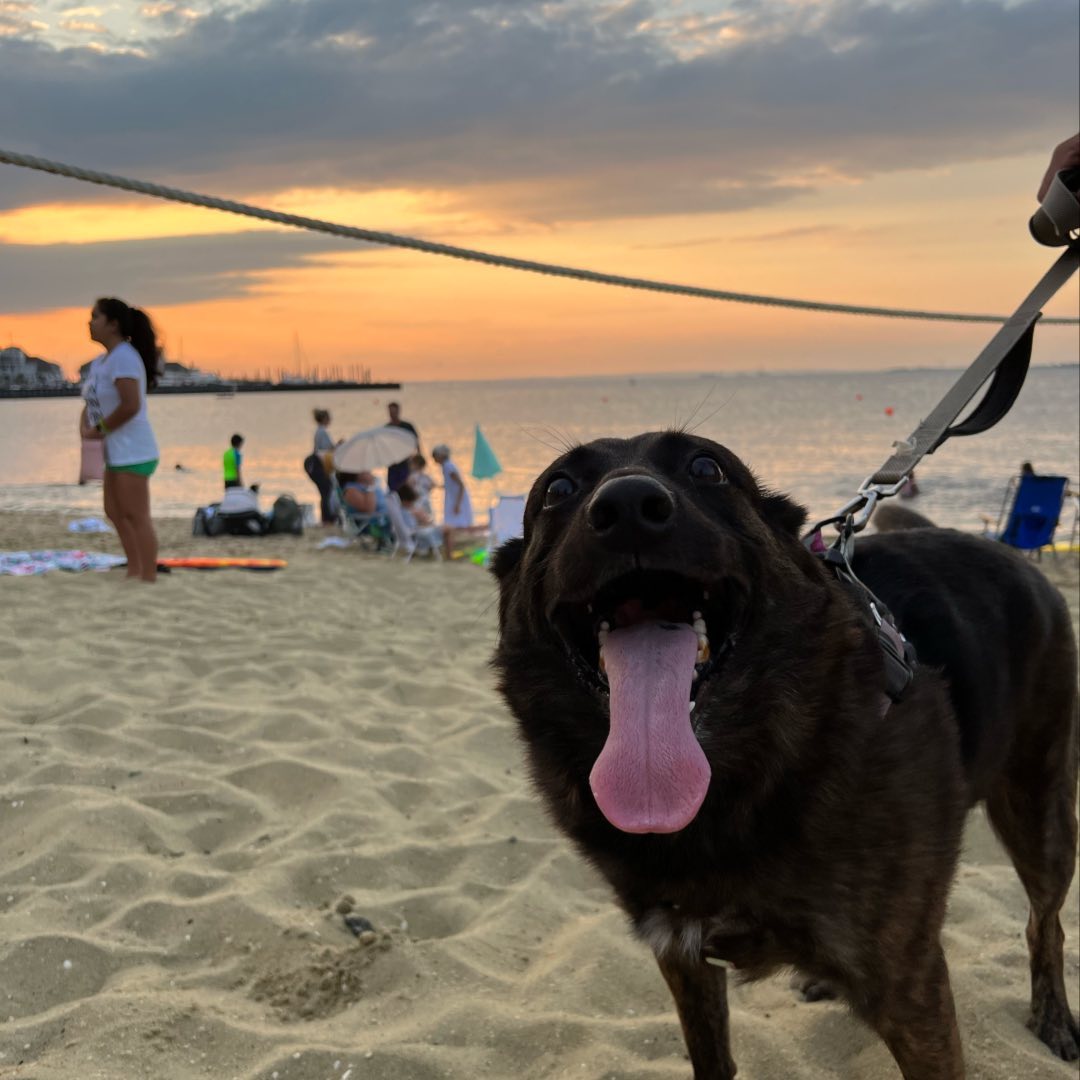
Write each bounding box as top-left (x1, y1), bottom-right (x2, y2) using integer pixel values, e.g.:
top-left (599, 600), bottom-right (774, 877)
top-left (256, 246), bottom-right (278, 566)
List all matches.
top-left (760, 491), bottom-right (807, 537)
top-left (490, 537), bottom-right (524, 581)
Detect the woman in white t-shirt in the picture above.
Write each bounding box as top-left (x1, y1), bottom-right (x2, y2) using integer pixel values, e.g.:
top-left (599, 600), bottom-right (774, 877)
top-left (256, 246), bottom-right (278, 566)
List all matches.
top-left (80, 297), bottom-right (162, 583)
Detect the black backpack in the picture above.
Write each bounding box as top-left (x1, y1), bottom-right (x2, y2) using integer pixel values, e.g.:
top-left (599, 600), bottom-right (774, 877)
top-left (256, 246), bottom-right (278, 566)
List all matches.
top-left (268, 493), bottom-right (304, 535)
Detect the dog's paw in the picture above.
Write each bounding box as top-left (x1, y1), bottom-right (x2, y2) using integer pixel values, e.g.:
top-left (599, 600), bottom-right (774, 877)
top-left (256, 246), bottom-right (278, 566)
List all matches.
top-left (790, 973), bottom-right (838, 1003)
top-left (1027, 1002), bottom-right (1080, 1061)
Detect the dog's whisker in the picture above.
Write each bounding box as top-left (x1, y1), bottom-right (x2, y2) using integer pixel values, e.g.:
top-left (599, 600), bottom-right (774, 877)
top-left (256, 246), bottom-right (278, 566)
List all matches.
top-left (686, 390), bottom-right (738, 435)
top-left (674, 382), bottom-right (723, 434)
top-left (521, 425), bottom-right (579, 457)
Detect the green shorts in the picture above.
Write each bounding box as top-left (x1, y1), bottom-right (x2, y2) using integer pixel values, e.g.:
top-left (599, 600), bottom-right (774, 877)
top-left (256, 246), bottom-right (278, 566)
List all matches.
top-left (107, 459), bottom-right (159, 477)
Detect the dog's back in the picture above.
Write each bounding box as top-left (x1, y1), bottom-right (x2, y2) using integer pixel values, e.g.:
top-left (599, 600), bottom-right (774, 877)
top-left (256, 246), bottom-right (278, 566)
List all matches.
top-left (853, 528), bottom-right (1077, 800)
top-left (872, 503), bottom-right (936, 533)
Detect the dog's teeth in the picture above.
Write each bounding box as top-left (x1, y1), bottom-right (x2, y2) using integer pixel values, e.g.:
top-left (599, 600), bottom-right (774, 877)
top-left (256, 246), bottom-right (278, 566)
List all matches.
top-left (688, 701), bottom-right (696, 714)
top-left (697, 635), bottom-right (710, 664)
top-left (692, 617), bottom-right (707, 636)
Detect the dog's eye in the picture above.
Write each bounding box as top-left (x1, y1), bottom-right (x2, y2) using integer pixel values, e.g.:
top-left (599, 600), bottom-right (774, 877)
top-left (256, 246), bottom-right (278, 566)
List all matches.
top-left (544, 475), bottom-right (576, 506)
top-left (689, 455), bottom-right (726, 482)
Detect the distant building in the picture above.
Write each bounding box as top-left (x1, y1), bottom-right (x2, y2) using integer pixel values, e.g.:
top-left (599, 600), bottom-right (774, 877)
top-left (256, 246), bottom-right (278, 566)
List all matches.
top-left (0, 347), bottom-right (66, 388)
top-left (77, 358), bottom-right (223, 387)
top-left (157, 361), bottom-right (226, 387)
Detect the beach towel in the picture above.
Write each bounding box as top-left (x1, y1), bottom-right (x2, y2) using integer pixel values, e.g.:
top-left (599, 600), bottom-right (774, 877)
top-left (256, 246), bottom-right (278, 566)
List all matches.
top-left (66, 517), bottom-right (113, 534)
top-left (0, 550), bottom-right (127, 576)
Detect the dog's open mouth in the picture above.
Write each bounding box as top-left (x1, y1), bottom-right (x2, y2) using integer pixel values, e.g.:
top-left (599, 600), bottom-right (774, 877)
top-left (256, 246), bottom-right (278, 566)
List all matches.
top-left (552, 569), bottom-right (735, 698)
top-left (551, 569), bottom-right (736, 836)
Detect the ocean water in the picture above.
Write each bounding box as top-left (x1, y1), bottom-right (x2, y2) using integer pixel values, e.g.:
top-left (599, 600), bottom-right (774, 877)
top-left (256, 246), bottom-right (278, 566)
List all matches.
top-left (0, 366), bottom-right (1076, 534)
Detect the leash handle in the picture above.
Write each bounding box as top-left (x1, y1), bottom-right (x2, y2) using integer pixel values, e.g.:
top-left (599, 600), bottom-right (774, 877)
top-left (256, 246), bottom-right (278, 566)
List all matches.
top-left (1030, 168), bottom-right (1080, 247)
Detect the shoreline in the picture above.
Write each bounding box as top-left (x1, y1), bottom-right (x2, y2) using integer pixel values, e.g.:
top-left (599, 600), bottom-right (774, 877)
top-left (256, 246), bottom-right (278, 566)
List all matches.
top-left (0, 381), bottom-right (403, 400)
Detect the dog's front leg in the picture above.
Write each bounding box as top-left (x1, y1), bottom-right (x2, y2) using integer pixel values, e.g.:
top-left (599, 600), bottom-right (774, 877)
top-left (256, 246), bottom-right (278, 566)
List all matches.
top-left (656, 952), bottom-right (736, 1079)
top-left (861, 944), bottom-right (964, 1080)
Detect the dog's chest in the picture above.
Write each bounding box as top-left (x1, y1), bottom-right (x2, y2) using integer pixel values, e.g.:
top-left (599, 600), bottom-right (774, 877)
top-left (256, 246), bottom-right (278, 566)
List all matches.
top-left (636, 906), bottom-right (794, 973)
top-left (635, 907), bottom-right (764, 967)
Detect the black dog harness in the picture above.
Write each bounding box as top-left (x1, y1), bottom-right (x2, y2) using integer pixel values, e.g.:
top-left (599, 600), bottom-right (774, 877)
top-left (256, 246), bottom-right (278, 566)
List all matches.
top-left (808, 530), bottom-right (917, 705)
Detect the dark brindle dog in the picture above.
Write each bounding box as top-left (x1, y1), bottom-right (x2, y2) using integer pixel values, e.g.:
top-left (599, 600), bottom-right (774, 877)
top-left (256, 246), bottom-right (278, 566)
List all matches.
top-left (491, 431), bottom-right (1078, 1079)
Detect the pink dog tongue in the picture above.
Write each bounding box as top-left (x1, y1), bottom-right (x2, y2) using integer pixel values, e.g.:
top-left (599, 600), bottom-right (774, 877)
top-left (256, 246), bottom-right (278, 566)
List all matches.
top-left (589, 621), bottom-right (711, 834)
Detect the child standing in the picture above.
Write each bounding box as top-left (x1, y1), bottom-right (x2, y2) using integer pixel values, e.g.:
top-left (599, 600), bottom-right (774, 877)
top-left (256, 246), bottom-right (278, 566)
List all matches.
top-left (224, 433), bottom-right (244, 490)
top-left (431, 444), bottom-right (473, 559)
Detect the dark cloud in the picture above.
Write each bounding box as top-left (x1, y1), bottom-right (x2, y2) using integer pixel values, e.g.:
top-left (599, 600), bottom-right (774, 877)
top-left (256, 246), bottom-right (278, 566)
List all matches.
top-left (0, 229), bottom-right (348, 313)
top-left (0, 0), bottom-right (1075, 222)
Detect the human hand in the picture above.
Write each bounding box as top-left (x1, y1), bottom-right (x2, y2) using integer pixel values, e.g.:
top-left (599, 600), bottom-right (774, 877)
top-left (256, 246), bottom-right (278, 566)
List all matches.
top-left (1037, 133), bottom-right (1080, 203)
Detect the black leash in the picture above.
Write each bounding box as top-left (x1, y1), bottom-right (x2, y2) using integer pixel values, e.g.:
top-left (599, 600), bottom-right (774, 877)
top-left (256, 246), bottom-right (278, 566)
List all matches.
top-left (805, 170), bottom-right (1080, 702)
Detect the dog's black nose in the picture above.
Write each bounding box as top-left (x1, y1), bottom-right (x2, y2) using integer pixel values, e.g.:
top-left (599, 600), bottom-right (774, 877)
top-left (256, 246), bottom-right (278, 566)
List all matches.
top-left (587, 474), bottom-right (675, 545)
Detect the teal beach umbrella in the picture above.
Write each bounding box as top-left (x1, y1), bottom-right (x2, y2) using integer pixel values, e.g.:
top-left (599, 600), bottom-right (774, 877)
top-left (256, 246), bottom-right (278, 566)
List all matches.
top-left (471, 424), bottom-right (502, 480)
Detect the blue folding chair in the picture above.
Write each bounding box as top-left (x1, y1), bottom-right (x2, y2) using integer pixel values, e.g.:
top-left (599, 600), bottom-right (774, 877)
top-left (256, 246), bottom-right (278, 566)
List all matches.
top-left (993, 474), bottom-right (1068, 555)
top-left (333, 475), bottom-right (392, 552)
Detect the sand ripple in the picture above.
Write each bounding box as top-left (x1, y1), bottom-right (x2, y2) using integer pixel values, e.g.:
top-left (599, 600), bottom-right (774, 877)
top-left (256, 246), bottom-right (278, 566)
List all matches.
top-left (0, 517), bottom-right (1077, 1079)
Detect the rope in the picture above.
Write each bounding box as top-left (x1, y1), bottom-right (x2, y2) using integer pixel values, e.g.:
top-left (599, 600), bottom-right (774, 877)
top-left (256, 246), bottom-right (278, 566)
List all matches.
top-left (2, 146), bottom-right (1077, 326)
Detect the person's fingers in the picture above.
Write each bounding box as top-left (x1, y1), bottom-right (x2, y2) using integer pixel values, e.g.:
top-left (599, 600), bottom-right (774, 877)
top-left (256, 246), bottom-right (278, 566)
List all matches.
top-left (1037, 133), bottom-right (1080, 202)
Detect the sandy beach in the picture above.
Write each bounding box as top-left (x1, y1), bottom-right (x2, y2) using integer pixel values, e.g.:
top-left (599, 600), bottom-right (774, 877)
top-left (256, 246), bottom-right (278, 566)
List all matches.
top-left (0, 511), bottom-right (1077, 1080)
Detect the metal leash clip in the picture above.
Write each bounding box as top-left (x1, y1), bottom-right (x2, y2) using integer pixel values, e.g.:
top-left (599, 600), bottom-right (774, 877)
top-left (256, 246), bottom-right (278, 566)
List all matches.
top-left (804, 477), bottom-right (917, 705)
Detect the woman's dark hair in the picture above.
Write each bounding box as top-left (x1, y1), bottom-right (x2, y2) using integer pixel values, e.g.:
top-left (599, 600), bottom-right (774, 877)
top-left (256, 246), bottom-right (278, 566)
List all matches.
top-left (397, 483), bottom-right (418, 503)
top-left (314, 408), bottom-right (331, 426)
top-left (96, 297), bottom-right (161, 390)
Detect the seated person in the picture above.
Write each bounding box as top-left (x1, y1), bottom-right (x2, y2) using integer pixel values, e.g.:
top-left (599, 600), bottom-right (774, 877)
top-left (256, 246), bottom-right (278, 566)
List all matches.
top-left (219, 483), bottom-right (261, 515)
top-left (406, 454), bottom-right (436, 517)
top-left (398, 483), bottom-right (444, 551)
top-left (211, 483), bottom-right (265, 535)
top-left (337, 470), bottom-right (387, 517)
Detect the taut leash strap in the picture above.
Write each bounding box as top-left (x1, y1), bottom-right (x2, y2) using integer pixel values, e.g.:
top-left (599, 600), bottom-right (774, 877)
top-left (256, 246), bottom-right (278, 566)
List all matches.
top-left (869, 168), bottom-right (1079, 487)
top-left (869, 243), bottom-right (1078, 487)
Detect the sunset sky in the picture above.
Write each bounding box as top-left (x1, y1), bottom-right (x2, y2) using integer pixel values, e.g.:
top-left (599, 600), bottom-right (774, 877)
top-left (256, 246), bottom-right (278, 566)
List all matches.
top-left (1, 0), bottom-right (1077, 382)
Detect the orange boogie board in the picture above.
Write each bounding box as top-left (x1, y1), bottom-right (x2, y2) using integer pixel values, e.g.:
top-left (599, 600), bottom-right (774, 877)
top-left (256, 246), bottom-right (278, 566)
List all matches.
top-left (157, 557), bottom-right (287, 572)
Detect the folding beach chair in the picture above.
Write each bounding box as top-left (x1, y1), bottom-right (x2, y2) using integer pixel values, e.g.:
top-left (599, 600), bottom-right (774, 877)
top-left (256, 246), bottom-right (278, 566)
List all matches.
top-left (484, 494), bottom-right (526, 566)
top-left (991, 473), bottom-right (1069, 557)
top-left (333, 475), bottom-right (391, 552)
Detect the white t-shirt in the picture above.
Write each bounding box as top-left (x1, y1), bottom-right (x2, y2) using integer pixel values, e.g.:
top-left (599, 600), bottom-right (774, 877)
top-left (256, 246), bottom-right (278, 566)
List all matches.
top-left (82, 343), bottom-right (159, 467)
top-left (220, 486), bottom-right (261, 514)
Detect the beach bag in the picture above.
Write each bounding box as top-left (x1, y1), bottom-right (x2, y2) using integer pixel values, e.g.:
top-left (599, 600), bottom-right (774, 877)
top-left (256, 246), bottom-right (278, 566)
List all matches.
top-left (217, 510), bottom-right (267, 536)
top-left (268, 493), bottom-right (304, 535)
top-left (192, 503), bottom-right (234, 537)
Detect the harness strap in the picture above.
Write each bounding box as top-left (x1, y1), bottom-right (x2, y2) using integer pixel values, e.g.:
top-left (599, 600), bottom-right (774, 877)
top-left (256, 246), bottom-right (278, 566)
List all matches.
top-left (818, 544), bottom-right (917, 704)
